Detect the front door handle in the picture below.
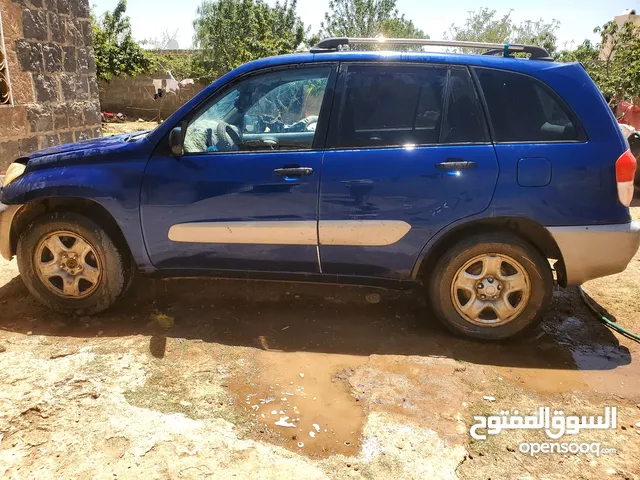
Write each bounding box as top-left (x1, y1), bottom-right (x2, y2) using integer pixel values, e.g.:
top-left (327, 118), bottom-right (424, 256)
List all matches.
top-left (435, 158), bottom-right (477, 170)
top-left (274, 166), bottom-right (314, 177)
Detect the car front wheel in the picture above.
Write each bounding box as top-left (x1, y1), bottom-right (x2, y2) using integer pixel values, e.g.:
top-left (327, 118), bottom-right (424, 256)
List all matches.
top-left (17, 211), bottom-right (130, 315)
top-left (428, 232), bottom-right (553, 341)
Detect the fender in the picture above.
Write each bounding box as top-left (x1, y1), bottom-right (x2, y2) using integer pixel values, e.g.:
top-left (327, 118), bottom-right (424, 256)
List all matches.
top-left (1, 156), bottom-right (155, 271)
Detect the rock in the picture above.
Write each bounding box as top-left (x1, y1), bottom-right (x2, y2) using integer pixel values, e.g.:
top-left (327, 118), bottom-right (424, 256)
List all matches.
top-left (365, 293), bottom-right (381, 304)
top-left (0, 344), bottom-right (6, 353)
top-left (483, 395), bottom-right (496, 401)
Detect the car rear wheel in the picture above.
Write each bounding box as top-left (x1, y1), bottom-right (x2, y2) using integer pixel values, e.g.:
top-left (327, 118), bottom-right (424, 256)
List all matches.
top-left (17, 211), bottom-right (130, 315)
top-left (427, 232), bottom-right (553, 341)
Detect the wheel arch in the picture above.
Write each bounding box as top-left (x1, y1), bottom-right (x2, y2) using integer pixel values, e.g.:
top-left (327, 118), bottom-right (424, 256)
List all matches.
top-left (413, 216), bottom-right (566, 287)
top-left (10, 197), bottom-right (134, 268)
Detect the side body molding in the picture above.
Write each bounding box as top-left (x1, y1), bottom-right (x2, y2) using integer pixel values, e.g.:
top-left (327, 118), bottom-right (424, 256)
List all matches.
top-left (168, 220), bottom-right (412, 247)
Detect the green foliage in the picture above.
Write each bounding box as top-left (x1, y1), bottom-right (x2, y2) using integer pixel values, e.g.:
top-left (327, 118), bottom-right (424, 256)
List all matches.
top-left (554, 39), bottom-right (599, 65)
top-left (91, 0), bottom-right (153, 81)
top-left (192, 0), bottom-right (306, 83)
top-left (594, 21), bottom-right (640, 102)
top-left (513, 18), bottom-right (561, 57)
top-left (152, 52), bottom-right (197, 80)
top-left (445, 8), bottom-right (559, 56)
top-left (319, 0), bottom-right (427, 47)
top-left (556, 21), bottom-right (640, 102)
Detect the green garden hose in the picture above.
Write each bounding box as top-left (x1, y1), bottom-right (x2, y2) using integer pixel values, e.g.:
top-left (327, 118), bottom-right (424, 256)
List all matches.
top-left (578, 286), bottom-right (640, 343)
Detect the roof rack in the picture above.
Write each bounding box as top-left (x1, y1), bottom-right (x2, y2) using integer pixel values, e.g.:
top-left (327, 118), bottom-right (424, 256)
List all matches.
top-left (310, 37), bottom-right (553, 61)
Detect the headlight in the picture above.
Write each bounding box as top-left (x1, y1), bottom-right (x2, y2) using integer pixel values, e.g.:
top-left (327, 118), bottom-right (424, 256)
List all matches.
top-left (2, 163), bottom-right (26, 187)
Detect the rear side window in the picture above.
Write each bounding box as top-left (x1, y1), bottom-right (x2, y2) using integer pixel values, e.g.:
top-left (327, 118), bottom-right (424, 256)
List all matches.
top-left (474, 68), bottom-right (582, 142)
top-left (336, 65), bottom-right (447, 148)
top-left (440, 69), bottom-right (487, 144)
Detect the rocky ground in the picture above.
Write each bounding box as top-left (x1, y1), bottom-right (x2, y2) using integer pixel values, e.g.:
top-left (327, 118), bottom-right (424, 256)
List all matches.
top-left (0, 194), bottom-right (639, 478)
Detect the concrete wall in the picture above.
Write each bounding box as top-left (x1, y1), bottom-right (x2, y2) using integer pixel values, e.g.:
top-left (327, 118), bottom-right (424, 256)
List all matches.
top-left (0, 0), bottom-right (102, 171)
top-left (99, 71), bottom-right (207, 121)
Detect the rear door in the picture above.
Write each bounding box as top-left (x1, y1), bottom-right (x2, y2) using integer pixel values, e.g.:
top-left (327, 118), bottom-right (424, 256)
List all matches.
top-left (318, 63), bottom-right (499, 278)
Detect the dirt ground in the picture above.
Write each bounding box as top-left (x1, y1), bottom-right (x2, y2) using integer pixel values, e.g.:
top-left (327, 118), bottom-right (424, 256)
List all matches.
top-left (1, 189), bottom-right (639, 477)
top-left (102, 121), bottom-right (159, 136)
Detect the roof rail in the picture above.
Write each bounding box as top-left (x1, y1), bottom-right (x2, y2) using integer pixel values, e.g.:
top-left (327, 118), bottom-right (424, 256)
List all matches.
top-left (310, 37), bottom-right (553, 61)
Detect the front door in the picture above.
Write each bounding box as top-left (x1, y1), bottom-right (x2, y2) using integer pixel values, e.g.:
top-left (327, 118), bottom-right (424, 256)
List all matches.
top-left (141, 64), bottom-right (337, 273)
top-left (319, 63), bottom-right (500, 278)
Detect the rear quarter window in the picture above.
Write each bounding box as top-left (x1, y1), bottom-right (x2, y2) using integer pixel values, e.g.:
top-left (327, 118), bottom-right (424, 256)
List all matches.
top-left (474, 68), bottom-right (584, 143)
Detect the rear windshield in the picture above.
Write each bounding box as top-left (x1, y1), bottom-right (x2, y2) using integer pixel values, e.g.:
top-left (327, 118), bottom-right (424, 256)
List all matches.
top-left (474, 68), bottom-right (583, 143)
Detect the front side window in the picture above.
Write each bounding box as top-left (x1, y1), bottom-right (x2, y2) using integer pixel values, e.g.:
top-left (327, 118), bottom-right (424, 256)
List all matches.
top-left (474, 68), bottom-right (582, 142)
top-left (336, 65), bottom-right (448, 148)
top-left (184, 67), bottom-right (331, 154)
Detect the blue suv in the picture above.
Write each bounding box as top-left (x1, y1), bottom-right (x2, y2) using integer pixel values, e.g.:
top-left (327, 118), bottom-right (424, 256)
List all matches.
top-left (1, 38), bottom-right (639, 340)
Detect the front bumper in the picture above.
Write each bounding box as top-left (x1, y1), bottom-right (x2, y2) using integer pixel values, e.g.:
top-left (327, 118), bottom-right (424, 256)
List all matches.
top-left (548, 221), bottom-right (640, 285)
top-left (0, 202), bottom-right (21, 261)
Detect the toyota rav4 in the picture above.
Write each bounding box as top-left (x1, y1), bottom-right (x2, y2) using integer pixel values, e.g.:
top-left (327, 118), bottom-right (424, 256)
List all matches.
top-left (1, 37), bottom-right (638, 340)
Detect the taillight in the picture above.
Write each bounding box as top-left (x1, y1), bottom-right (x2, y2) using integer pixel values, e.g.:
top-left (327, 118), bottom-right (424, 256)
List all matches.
top-left (616, 149), bottom-right (637, 207)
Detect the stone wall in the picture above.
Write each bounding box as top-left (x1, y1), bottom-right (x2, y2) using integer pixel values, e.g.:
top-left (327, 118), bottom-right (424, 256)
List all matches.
top-left (98, 72), bottom-right (206, 121)
top-left (0, 0), bottom-right (101, 171)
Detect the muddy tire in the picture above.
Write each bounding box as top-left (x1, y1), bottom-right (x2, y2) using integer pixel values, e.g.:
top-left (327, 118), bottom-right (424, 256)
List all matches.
top-left (427, 232), bottom-right (553, 341)
top-left (17, 211), bottom-right (129, 315)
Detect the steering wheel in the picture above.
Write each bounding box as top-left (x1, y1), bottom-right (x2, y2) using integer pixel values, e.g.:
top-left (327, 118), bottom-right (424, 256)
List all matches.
top-left (216, 121), bottom-right (242, 151)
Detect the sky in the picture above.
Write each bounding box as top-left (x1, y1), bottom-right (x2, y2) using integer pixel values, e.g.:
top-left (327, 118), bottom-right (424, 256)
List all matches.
top-left (92, 0), bottom-right (637, 50)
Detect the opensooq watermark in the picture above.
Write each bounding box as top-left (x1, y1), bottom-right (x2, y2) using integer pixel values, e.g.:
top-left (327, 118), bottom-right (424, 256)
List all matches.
top-left (470, 406), bottom-right (617, 457)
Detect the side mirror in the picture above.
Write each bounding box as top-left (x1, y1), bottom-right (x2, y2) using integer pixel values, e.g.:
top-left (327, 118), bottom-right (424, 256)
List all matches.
top-left (169, 127), bottom-right (183, 156)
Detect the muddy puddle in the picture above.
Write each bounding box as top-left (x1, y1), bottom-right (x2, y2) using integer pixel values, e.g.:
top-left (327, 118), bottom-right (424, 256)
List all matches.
top-left (228, 351), bottom-right (367, 457)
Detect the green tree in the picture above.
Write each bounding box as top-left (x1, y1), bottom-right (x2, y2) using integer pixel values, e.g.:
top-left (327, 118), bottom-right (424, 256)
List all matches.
top-left (91, 0), bottom-right (153, 81)
top-left (444, 8), bottom-right (559, 56)
top-left (555, 39), bottom-right (599, 66)
top-left (556, 21), bottom-right (640, 103)
top-left (193, 0), bottom-right (306, 82)
top-left (594, 21), bottom-right (640, 102)
top-left (513, 18), bottom-right (561, 57)
top-left (319, 0), bottom-right (427, 45)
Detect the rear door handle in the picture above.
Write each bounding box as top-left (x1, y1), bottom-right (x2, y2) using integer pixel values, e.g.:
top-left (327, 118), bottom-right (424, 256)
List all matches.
top-left (273, 166), bottom-right (314, 177)
top-left (435, 159), bottom-right (477, 170)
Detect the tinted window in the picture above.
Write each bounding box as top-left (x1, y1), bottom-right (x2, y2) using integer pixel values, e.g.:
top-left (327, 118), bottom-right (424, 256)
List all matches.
top-left (475, 68), bottom-right (581, 142)
top-left (440, 69), bottom-right (488, 143)
top-left (337, 65), bottom-right (447, 148)
top-left (184, 67), bottom-right (331, 154)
